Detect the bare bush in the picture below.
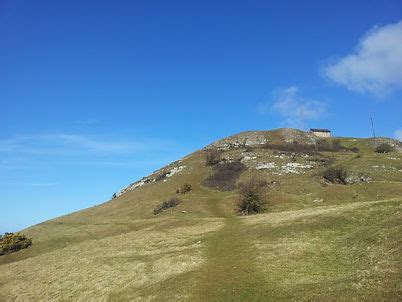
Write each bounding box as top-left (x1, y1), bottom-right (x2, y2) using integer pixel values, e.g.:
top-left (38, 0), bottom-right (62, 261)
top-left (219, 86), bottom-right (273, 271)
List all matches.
top-left (202, 161), bottom-right (247, 191)
top-left (153, 197), bottom-right (180, 215)
top-left (237, 178), bottom-right (267, 215)
top-left (177, 183), bottom-right (192, 194)
top-left (322, 167), bottom-right (348, 185)
top-left (375, 143), bottom-right (394, 153)
top-left (205, 149), bottom-right (222, 166)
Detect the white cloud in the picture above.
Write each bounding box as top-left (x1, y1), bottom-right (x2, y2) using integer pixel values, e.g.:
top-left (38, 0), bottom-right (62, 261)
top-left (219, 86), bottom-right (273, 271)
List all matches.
top-left (325, 20), bottom-right (402, 96)
top-left (0, 134), bottom-right (144, 155)
top-left (260, 86), bottom-right (327, 129)
top-left (395, 129), bottom-right (402, 141)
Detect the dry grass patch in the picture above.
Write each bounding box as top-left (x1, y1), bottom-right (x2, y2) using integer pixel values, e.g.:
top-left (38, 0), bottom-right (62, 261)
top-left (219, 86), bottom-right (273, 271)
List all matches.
top-left (249, 198), bottom-right (402, 300)
top-left (0, 218), bottom-right (224, 301)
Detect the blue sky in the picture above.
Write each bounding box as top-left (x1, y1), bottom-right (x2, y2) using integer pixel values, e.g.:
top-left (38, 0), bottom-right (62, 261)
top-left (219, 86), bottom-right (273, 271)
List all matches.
top-left (1, 0), bottom-right (402, 232)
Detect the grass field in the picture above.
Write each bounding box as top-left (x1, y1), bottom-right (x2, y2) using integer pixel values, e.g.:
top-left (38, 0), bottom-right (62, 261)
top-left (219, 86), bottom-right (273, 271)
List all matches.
top-left (1, 129), bottom-right (401, 301)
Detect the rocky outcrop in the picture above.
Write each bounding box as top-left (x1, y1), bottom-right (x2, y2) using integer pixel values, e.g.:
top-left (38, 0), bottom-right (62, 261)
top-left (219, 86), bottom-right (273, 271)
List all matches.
top-left (205, 131), bottom-right (270, 151)
top-left (112, 163), bottom-right (186, 198)
top-left (205, 128), bottom-right (319, 151)
top-left (368, 137), bottom-right (402, 152)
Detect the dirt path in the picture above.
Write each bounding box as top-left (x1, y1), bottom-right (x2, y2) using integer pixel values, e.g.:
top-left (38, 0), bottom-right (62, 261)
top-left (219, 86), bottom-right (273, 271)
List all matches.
top-left (195, 196), bottom-right (269, 301)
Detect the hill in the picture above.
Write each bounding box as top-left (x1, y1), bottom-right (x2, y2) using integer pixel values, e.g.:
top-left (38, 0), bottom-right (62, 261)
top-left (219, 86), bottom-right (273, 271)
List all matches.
top-left (1, 128), bottom-right (401, 301)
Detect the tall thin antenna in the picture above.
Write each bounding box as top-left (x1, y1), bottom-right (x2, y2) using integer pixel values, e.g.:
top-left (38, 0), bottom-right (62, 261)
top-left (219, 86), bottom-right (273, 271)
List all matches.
top-left (370, 116), bottom-right (376, 138)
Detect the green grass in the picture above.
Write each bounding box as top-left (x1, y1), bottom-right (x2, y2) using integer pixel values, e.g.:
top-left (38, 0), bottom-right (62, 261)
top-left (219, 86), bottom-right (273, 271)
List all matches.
top-left (0, 130), bottom-right (401, 300)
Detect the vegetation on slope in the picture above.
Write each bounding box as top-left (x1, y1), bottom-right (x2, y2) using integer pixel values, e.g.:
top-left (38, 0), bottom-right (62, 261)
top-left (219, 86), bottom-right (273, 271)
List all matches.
top-left (0, 233), bottom-right (32, 256)
top-left (202, 160), bottom-right (247, 191)
top-left (153, 197), bottom-right (181, 215)
top-left (0, 129), bottom-right (401, 300)
top-left (237, 178), bottom-right (267, 215)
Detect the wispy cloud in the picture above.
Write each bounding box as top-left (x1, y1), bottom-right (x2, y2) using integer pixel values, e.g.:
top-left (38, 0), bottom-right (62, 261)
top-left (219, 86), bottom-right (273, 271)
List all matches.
top-left (395, 129), bottom-right (402, 141)
top-left (324, 20), bottom-right (402, 97)
top-left (259, 86), bottom-right (327, 129)
top-left (0, 133), bottom-right (146, 155)
top-left (0, 132), bottom-right (179, 174)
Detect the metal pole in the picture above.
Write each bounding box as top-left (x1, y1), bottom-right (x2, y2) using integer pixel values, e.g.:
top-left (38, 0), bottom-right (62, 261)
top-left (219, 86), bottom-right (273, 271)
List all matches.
top-left (370, 116), bottom-right (376, 138)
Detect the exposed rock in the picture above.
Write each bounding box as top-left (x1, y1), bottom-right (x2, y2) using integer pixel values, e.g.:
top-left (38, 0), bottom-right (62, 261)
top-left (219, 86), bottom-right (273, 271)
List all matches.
top-left (368, 137), bottom-right (402, 152)
top-left (205, 131), bottom-right (270, 151)
top-left (113, 165), bottom-right (186, 198)
top-left (345, 174), bottom-right (371, 184)
top-left (166, 166), bottom-right (186, 178)
top-left (276, 128), bottom-right (318, 144)
top-left (256, 162), bottom-right (276, 170)
top-left (279, 162), bottom-right (313, 174)
top-left (241, 154), bottom-right (257, 163)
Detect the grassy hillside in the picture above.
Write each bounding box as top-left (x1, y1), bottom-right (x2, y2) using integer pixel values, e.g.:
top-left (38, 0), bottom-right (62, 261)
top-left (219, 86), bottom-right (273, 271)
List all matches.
top-left (1, 129), bottom-right (401, 301)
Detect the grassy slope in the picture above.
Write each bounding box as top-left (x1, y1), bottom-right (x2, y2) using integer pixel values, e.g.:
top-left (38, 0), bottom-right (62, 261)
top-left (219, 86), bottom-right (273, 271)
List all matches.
top-left (1, 131), bottom-right (401, 301)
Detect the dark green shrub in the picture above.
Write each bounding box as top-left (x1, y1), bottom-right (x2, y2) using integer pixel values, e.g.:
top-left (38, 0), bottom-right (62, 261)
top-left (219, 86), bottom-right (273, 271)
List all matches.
top-left (153, 197), bottom-right (180, 215)
top-left (202, 161), bottom-right (247, 191)
top-left (177, 183), bottom-right (192, 194)
top-left (237, 178), bottom-right (267, 215)
top-left (375, 143), bottom-right (394, 153)
top-left (0, 232), bottom-right (32, 256)
top-left (205, 149), bottom-right (222, 166)
top-left (322, 167), bottom-right (348, 185)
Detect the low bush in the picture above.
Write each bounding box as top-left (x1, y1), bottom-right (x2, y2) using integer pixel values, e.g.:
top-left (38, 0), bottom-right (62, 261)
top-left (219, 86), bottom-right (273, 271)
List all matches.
top-left (375, 143), bottom-right (394, 153)
top-left (331, 139), bottom-right (345, 152)
top-left (322, 167), bottom-right (348, 185)
top-left (177, 183), bottom-right (192, 194)
top-left (202, 160), bottom-right (247, 191)
top-left (0, 232), bottom-right (32, 256)
top-left (205, 149), bottom-right (222, 166)
top-left (153, 197), bottom-right (180, 215)
top-left (349, 147), bottom-right (360, 153)
top-left (237, 178), bottom-right (267, 215)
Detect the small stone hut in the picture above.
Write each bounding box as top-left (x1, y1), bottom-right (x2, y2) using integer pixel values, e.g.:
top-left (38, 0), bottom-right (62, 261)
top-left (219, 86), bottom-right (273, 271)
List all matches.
top-left (310, 128), bottom-right (331, 138)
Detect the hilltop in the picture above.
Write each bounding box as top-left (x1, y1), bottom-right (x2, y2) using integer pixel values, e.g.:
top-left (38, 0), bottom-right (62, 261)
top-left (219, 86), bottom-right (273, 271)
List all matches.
top-left (1, 128), bottom-right (401, 301)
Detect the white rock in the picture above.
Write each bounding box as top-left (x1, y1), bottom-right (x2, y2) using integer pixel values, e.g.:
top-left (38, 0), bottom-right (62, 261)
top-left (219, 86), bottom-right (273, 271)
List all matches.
top-left (256, 162), bottom-right (276, 170)
top-left (166, 165), bottom-right (186, 178)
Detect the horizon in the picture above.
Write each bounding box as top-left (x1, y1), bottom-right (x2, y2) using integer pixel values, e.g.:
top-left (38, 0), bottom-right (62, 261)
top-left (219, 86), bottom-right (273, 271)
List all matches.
top-left (2, 0), bottom-right (402, 233)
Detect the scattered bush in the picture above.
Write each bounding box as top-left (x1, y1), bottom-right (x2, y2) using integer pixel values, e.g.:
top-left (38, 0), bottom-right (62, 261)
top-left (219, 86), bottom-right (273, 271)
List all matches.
top-left (375, 143), bottom-right (394, 153)
top-left (263, 140), bottom-right (345, 154)
top-left (349, 147), bottom-right (360, 153)
top-left (177, 183), bottom-right (192, 194)
top-left (0, 232), bottom-right (32, 256)
top-left (205, 149), bottom-right (222, 166)
top-left (322, 167), bottom-right (348, 185)
top-left (153, 197), bottom-right (180, 215)
top-left (331, 139), bottom-right (345, 152)
top-left (237, 178), bottom-right (267, 215)
top-left (202, 160), bottom-right (247, 191)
